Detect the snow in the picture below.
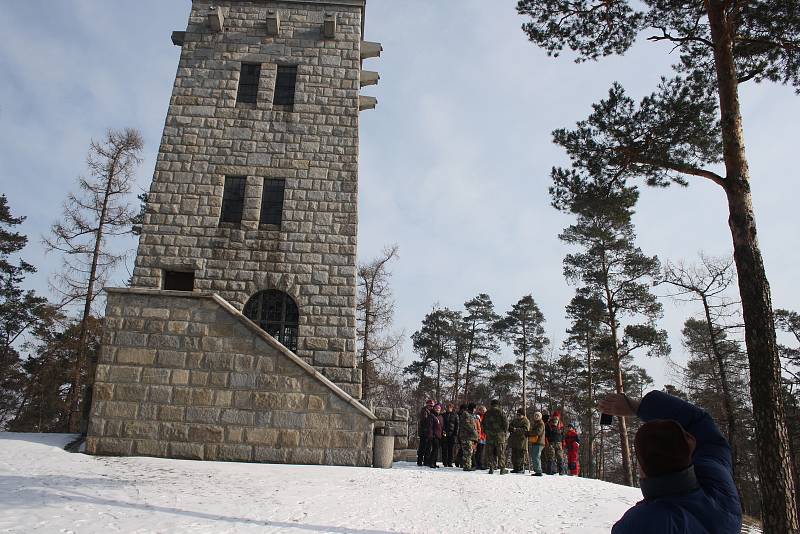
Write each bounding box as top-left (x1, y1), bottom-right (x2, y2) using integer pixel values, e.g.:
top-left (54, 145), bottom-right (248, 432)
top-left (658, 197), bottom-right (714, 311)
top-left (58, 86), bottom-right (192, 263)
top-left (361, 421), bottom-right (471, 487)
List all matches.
top-left (0, 433), bottom-right (647, 533)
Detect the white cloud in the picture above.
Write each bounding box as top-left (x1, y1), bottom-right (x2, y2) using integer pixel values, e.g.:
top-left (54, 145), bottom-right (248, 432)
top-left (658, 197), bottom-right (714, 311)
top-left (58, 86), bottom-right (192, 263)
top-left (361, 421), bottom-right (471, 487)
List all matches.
top-left (2, 0), bottom-right (797, 388)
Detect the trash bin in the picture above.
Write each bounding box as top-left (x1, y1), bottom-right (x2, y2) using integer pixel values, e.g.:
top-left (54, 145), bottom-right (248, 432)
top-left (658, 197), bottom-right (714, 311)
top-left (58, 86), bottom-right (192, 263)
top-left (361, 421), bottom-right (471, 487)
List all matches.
top-left (373, 426), bottom-right (394, 468)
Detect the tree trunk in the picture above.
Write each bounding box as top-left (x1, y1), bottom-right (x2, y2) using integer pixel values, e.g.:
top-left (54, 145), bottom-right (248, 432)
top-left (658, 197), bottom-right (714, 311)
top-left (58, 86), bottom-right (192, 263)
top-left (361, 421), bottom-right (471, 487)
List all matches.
top-left (435, 349), bottom-right (441, 403)
top-left (604, 284), bottom-right (634, 486)
top-left (587, 335), bottom-right (594, 479)
top-left (600, 423), bottom-right (605, 481)
top-left (68, 164), bottom-right (115, 433)
top-left (705, 1), bottom-right (799, 530)
top-left (452, 344), bottom-right (462, 404)
top-left (361, 290), bottom-right (372, 402)
top-left (463, 322), bottom-right (476, 403)
top-left (727, 180), bottom-right (798, 530)
top-left (613, 361), bottom-right (633, 486)
top-left (700, 295), bottom-right (739, 480)
top-left (522, 354), bottom-right (527, 417)
top-left (521, 326), bottom-right (528, 416)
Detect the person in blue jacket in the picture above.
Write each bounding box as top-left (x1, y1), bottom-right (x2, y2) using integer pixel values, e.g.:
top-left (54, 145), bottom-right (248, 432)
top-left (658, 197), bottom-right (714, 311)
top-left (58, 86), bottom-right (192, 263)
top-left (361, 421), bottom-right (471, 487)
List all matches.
top-left (598, 390), bottom-right (742, 533)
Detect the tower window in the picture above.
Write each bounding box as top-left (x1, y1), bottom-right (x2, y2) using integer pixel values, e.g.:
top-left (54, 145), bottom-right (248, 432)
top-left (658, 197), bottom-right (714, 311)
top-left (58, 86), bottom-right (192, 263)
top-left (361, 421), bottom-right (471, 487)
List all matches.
top-left (243, 290), bottom-right (299, 352)
top-left (237, 63), bottom-right (261, 105)
top-left (260, 179), bottom-right (285, 226)
top-left (274, 65), bottom-right (298, 107)
top-left (163, 270), bottom-right (195, 292)
top-left (220, 176), bottom-right (246, 224)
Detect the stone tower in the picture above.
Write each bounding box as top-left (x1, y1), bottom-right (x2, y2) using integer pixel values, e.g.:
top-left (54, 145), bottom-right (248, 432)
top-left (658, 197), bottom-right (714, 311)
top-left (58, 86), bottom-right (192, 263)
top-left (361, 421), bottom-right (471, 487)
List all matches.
top-left (84, 0), bottom-right (409, 467)
top-left (131, 0), bottom-right (380, 398)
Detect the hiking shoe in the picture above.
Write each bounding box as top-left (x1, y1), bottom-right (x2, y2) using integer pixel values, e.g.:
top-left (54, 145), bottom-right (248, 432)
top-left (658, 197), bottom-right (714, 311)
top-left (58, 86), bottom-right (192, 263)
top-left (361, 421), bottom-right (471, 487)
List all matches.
top-left (532, 472), bottom-right (543, 477)
top-left (488, 468), bottom-right (494, 474)
top-left (500, 469), bottom-right (508, 475)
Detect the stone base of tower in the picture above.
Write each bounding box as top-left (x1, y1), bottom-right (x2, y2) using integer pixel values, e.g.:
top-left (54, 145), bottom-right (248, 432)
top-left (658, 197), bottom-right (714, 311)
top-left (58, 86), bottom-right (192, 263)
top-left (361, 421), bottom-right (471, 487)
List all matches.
top-left (86, 288), bottom-right (376, 466)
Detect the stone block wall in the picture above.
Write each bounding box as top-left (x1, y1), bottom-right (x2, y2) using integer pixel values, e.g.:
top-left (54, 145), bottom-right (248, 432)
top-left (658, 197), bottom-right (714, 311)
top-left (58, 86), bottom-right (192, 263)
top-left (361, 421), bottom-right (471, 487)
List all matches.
top-left (130, 0), bottom-right (367, 398)
top-left (86, 288), bottom-right (376, 466)
top-left (373, 406), bottom-right (409, 461)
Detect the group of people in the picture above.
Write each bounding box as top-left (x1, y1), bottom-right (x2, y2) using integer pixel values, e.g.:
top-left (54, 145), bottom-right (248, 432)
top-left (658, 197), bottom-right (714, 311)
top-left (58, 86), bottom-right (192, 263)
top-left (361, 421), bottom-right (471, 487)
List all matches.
top-left (416, 399), bottom-right (581, 476)
top-left (418, 391), bottom-right (744, 532)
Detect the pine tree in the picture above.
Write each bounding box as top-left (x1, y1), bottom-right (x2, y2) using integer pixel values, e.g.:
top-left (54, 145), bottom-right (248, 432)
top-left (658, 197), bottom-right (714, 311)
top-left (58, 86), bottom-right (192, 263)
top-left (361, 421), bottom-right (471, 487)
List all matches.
top-left (0, 196), bottom-right (54, 428)
top-left (408, 307), bottom-right (462, 403)
top-left (680, 318), bottom-right (761, 514)
top-left (516, 0), bottom-right (799, 525)
top-left (488, 363), bottom-right (521, 411)
top-left (9, 317), bottom-right (100, 433)
top-left (776, 308), bottom-right (800, 516)
top-left (777, 309), bottom-right (800, 384)
top-left (558, 186), bottom-right (669, 486)
top-left (495, 295), bottom-right (549, 416)
top-left (461, 294), bottom-right (501, 403)
top-left (563, 289), bottom-right (607, 478)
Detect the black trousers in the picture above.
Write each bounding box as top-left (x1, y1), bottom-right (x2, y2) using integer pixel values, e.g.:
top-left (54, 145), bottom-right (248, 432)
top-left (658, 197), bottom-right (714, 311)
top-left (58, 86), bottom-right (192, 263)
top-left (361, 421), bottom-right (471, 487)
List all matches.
top-left (443, 436), bottom-right (457, 466)
top-left (474, 443), bottom-right (486, 469)
top-left (425, 438), bottom-right (441, 466)
top-left (417, 435), bottom-right (429, 465)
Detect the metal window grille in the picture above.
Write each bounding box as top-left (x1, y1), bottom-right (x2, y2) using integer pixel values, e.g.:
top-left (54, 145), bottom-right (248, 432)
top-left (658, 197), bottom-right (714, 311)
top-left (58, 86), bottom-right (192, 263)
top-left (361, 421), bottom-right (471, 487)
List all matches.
top-left (260, 179), bottom-right (285, 226)
top-left (221, 176), bottom-right (246, 223)
top-left (243, 290), bottom-right (300, 352)
top-left (274, 65), bottom-right (298, 107)
top-left (237, 63), bottom-right (261, 104)
top-left (163, 270), bottom-right (195, 291)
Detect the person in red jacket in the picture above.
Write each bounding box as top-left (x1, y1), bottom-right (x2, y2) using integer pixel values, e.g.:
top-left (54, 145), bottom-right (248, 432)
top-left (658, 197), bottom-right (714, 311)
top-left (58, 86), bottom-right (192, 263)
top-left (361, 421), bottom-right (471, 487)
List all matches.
top-left (564, 424), bottom-right (581, 476)
top-left (474, 405), bottom-right (487, 469)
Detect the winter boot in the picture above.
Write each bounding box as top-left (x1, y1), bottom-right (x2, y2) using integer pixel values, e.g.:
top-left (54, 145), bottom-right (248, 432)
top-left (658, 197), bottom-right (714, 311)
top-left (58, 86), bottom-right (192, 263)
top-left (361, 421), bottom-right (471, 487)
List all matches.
top-left (488, 468), bottom-right (494, 474)
top-left (500, 468), bottom-right (508, 475)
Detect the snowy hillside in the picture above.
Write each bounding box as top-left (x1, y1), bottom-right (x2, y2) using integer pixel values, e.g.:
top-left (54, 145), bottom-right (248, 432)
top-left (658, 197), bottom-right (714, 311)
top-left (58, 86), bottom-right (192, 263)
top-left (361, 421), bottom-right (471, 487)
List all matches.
top-left (1, 433), bottom-right (647, 533)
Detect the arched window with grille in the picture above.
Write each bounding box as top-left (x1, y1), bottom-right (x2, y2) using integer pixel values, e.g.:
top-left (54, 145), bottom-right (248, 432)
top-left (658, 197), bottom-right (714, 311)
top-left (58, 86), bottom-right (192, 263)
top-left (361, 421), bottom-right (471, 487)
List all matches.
top-left (243, 290), bottom-right (299, 352)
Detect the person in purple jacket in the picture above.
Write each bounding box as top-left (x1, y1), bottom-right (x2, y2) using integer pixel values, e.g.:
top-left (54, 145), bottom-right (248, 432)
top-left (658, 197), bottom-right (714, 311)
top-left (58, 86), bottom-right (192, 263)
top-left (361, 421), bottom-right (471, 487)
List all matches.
top-left (599, 390), bottom-right (742, 534)
top-left (424, 403), bottom-right (445, 468)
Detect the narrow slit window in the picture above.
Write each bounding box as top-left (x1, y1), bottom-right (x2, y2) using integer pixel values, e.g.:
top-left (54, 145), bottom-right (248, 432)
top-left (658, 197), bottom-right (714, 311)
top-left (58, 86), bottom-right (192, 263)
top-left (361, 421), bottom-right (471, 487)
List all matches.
top-left (163, 270), bottom-right (195, 291)
top-left (260, 179), bottom-right (285, 226)
top-left (220, 176), bottom-right (246, 224)
top-left (274, 65), bottom-right (298, 107)
top-left (237, 63), bottom-right (261, 104)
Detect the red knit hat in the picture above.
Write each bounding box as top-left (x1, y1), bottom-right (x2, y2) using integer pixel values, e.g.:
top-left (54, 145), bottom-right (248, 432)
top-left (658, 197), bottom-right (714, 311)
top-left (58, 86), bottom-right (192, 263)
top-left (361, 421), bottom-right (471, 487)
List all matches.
top-left (635, 419), bottom-right (696, 477)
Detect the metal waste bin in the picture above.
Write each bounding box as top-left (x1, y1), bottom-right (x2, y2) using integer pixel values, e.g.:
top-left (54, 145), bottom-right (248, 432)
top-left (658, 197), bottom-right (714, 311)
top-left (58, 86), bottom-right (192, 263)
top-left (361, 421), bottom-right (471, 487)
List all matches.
top-left (372, 426), bottom-right (394, 468)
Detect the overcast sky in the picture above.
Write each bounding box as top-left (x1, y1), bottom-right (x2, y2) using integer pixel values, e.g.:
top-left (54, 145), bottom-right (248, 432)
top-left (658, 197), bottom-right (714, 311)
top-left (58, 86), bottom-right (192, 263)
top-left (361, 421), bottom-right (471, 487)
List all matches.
top-left (1, 1), bottom-right (798, 389)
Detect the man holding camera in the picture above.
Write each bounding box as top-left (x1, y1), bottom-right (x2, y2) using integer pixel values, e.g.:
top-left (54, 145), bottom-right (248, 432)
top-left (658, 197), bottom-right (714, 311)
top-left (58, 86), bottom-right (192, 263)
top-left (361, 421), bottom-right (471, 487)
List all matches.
top-left (599, 390), bottom-right (742, 533)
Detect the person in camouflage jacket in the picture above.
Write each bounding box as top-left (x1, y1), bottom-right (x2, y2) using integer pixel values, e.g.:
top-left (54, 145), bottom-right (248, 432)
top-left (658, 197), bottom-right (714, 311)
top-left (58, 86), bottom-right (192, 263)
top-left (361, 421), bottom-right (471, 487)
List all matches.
top-left (482, 399), bottom-right (509, 474)
top-left (508, 408), bottom-right (531, 473)
top-left (546, 411), bottom-right (566, 475)
top-left (458, 403), bottom-right (479, 471)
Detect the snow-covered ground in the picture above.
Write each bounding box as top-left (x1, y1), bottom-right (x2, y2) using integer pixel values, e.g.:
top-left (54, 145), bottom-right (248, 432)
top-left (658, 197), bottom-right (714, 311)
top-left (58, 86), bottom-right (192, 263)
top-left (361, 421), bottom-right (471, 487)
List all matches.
top-left (1, 433), bottom-right (647, 533)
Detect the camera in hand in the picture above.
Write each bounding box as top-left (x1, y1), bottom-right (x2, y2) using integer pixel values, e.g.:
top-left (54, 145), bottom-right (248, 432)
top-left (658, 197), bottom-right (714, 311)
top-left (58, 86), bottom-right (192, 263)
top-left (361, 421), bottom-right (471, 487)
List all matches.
top-left (600, 413), bottom-right (613, 425)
